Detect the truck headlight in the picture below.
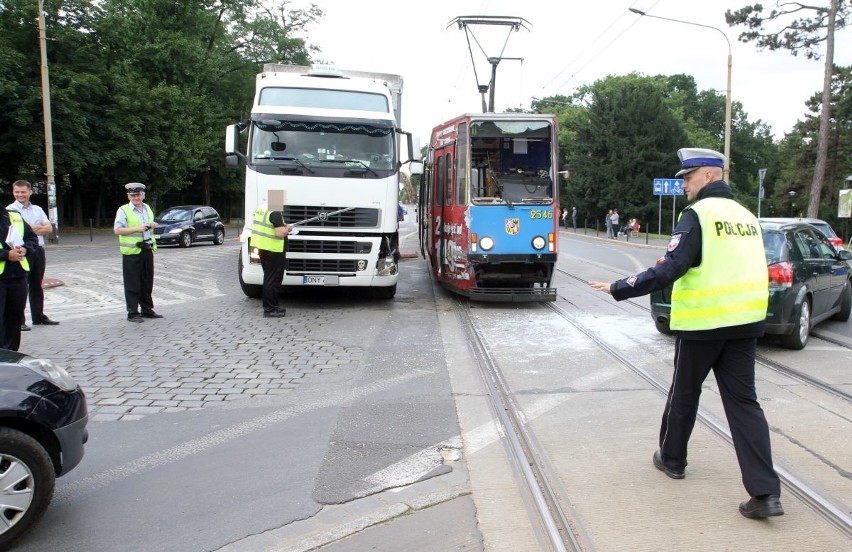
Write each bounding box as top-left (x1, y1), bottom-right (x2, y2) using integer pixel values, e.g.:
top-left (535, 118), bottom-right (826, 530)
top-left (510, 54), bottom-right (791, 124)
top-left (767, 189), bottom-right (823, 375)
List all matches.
top-left (249, 247), bottom-right (261, 263)
top-left (376, 256), bottom-right (397, 275)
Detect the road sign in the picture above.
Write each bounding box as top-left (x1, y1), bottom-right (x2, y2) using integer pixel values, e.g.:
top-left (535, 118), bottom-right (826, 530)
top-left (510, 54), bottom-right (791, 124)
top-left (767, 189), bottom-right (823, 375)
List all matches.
top-left (653, 178), bottom-right (684, 196)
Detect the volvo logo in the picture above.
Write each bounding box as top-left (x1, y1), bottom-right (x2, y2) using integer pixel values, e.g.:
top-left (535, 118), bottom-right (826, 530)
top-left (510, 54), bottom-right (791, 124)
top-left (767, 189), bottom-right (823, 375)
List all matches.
top-left (318, 211), bottom-right (329, 221)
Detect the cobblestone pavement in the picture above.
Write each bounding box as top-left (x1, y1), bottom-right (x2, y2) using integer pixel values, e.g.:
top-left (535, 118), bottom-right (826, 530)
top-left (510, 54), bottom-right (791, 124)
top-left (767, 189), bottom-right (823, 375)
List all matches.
top-left (25, 240), bottom-right (373, 422)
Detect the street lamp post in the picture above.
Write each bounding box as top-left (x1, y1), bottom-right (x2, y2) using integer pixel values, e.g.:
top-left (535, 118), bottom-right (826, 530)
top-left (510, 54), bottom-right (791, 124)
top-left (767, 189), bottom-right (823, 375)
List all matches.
top-left (629, 8), bottom-right (732, 182)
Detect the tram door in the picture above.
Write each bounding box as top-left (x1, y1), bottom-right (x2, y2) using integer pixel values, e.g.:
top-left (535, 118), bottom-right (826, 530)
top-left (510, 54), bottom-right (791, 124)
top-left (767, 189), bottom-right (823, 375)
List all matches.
top-left (433, 148), bottom-right (453, 276)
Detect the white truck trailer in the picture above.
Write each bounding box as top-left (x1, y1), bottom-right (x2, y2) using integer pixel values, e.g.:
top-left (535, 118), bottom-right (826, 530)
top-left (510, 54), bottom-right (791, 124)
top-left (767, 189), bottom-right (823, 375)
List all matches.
top-left (225, 64), bottom-right (420, 299)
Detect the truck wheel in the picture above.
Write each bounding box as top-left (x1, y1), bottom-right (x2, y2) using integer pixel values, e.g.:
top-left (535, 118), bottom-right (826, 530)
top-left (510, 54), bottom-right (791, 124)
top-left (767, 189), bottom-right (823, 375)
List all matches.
top-left (238, 252), bottom-right (262, 299)
top-left (213, 228), bottom-right (226, 245)
top-left (654, 318), bottom-right (672, 335)
top-left (0, 428), bottom-right (56, 550)
top-left (179, 231), bottom-right (192, 248)
top-left (780, 297), bottom-right (810, 350)
top-left (373, 284), bottom-right (397, 299)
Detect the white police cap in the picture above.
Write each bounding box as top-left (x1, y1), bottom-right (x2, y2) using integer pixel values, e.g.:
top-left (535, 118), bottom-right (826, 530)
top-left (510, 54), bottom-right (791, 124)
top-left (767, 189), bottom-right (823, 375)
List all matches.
top-left (125, 182), bottom-right (146, 193)
top-left (676, 148), bottom-right (726, 177)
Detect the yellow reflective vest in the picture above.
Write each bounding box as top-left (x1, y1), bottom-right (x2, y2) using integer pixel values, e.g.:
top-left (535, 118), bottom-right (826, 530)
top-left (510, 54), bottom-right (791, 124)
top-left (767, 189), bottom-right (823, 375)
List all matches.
top-left (0, 210), bottom-right (30, 274)
top-left (250, 204), bottom-right (285, 253)
top-left (118, 204), bottom-right (157, 255)
top-left (670, 198), bottom-right (768, 331)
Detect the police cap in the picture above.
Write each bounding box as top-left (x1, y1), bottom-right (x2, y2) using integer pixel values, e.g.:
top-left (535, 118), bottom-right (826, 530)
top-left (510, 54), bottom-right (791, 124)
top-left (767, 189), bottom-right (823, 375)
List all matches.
top-left (675, 148), bottom-right (726, 178)
top-left (125, 182), bottom-right (146, 193)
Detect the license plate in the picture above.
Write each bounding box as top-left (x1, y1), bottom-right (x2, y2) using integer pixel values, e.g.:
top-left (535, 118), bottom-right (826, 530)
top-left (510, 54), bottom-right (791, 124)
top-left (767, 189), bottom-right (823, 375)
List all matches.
top-left (303, 275), bottom-right (339, 285)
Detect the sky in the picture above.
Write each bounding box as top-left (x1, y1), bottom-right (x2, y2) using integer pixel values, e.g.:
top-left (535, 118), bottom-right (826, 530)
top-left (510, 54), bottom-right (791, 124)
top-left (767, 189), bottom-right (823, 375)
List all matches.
top-left (291, 0), bottom-right (851, 143)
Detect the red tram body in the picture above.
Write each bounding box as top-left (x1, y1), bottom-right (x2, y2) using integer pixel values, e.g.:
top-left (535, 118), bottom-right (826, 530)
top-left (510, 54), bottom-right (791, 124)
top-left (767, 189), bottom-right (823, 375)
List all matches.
top-left (419, 113), bottom-right (559, 301)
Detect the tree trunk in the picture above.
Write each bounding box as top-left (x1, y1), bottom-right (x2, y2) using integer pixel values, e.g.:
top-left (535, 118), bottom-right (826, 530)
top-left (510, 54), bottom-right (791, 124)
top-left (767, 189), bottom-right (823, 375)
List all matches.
top-left (807, 0), bottom-right (838, 217)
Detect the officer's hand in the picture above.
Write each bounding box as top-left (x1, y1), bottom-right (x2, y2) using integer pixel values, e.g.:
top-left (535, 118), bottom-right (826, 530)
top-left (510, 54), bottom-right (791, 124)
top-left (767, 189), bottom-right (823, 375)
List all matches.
top-left (588, 280), bottom-right (613, 294)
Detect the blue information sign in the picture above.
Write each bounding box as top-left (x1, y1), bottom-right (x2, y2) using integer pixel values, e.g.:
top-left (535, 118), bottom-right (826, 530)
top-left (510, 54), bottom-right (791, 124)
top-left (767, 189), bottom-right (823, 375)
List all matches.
top-left (653, 178), bottom-right (684, 196)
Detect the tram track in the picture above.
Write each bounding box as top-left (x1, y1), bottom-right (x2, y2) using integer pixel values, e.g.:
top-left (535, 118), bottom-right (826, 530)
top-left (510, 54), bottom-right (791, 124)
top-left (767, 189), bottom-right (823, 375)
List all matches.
top-left (556, 266), bottom-right (852, 404)
top-left (546, 267), bottom-right (852, 539)
top-left (454, 295), bottom-right (584, 552)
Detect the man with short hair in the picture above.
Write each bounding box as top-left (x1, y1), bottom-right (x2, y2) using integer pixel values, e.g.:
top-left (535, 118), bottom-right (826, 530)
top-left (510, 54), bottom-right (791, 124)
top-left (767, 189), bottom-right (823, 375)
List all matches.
top-left (251, 203), bottom-right (292, 317)
top-left (114, 183), bottom-right (162, 322)
top-left (589, 147), bottom-right (783, 520)
top-left (8, 180), bottom-right (59, 330)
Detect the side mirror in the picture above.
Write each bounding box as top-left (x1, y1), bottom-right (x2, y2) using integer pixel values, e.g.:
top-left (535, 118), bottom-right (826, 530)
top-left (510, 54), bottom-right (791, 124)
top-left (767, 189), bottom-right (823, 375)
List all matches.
top-left (837, 249), bottom-right (852, 261)
top-left (225, 124), bottom-right (239, 154)
top-left (225, 154), bottom-right (238, 168)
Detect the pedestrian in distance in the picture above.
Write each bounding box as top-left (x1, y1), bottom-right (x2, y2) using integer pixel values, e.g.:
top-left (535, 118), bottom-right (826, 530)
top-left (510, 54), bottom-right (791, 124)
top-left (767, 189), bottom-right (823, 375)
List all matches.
top-left (251, 202), bottom-right (293, 317)
top-left (8, 180), bottom-right (59, 331)
top-left (605, 209), bottom-right (614, 238)
top-left (113, 183), bottom-right (163, 323)
top-left (610, 208), bottom-right (620, 239)
top-left (0, 205), bottom-right (38, 350)
top-left (571, 206), bottom-right (578, 231)
top-left (588, 147), bottom-right (783, 520)
top-left (561, 208), bottom-right (568, 228)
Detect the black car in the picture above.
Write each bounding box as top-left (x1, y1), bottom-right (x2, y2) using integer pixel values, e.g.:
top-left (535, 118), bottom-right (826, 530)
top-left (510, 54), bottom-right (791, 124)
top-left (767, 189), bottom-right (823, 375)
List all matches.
top-left (650, 219), bottom-right (852, 349)
top-left (153, 205), bottom-right (226, 248)
top-left (0, 349), bottom-right (88, 549)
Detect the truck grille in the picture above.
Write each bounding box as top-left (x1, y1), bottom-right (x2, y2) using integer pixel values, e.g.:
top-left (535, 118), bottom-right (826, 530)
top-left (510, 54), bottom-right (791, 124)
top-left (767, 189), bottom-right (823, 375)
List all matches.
top-left (287, 240), bottom-right (372, 254)
top-left (287, 259), bottom-right (359, 273)
top-left (283, 206), bottom-right (379, 228)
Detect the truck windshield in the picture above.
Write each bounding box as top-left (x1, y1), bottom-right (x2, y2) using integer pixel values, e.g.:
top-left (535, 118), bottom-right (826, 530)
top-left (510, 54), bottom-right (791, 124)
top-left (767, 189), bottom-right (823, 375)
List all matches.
top-left (250, 119), bottom-right (395, 174)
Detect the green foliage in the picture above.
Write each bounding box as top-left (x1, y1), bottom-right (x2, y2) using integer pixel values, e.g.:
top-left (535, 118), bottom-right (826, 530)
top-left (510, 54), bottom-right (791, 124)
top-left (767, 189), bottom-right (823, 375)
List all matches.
top-left (0, 0), bottom-right (321, 225)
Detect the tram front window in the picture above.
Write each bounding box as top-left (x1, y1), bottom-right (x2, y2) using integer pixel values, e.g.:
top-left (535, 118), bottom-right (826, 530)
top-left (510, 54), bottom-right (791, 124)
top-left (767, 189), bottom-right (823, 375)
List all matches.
top-left (469, 120), bottom-right (554, 205)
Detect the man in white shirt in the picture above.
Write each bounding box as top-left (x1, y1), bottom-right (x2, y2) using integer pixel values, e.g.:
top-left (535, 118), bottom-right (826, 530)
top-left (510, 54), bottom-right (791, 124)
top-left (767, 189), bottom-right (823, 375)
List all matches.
top-left (8, 180), bottom-right (59, 330)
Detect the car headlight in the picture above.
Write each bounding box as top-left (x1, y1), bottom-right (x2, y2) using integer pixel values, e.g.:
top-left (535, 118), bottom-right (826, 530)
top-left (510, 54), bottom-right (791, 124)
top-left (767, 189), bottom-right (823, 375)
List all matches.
top-left (168, 227), bottom-right (182, 234)
top-left (480, 236), bottom-right (495, 251)
top-left (531, 236), bottom-right (546, 250)
top-left (20, 357), bottom-right (78, 391)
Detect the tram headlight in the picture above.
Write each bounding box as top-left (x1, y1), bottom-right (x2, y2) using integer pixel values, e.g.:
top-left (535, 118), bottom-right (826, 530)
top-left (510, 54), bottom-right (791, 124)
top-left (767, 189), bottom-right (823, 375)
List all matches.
top-left (531, 236), bottom-right (546, 250)
top-left (479, 236), bottom-right (495, 251)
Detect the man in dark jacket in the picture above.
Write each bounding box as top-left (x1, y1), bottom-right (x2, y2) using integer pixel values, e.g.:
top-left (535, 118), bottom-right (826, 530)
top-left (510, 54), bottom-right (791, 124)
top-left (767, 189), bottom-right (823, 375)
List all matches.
top-left (588, 147), bottom-right (783, 520)
top-left (0, 207), bottom-right (39, 350)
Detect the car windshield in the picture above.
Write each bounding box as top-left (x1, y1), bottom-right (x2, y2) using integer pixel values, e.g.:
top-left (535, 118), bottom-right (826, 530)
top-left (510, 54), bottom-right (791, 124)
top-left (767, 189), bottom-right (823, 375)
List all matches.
top-left (157, 209), bottom-right (191, 223)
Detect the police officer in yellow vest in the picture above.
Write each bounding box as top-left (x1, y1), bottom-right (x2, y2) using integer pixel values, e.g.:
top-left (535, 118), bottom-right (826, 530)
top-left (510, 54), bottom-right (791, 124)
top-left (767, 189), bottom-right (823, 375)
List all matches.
top-left (0, 207), bottom-right (38, 350)
top-left (251, 203), bottom-right (292, 317)
top-left (113, 183), bottom-right (162, 322)
top-left (589, 148), bottom-right (783, 520)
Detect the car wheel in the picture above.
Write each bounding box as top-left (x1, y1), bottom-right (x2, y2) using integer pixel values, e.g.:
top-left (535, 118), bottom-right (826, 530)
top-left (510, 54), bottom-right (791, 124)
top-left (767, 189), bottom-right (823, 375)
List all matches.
top-left (238, 251), bottom-right (262, 299)
top-left (780, 297), bottom-right (811, 350)
top-left (213, 228), bottom-right (225, 245)
top-left (179, 231), bottom-right (192, 248)
top-left (654, 318), bottom-right (672, 336)
top-left (0, 428), bottom-right (56, 550)
top-left (831, 280), bottom-right (852, 321)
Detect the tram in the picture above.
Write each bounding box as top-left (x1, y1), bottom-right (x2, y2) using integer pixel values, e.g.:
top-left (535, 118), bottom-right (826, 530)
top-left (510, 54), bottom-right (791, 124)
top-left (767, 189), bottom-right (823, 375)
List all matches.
top-left (419, 112), bottom-right (559, 301)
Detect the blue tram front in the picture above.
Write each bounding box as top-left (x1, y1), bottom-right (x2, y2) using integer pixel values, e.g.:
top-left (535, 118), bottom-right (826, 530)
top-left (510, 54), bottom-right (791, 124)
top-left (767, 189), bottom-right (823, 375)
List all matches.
top-left (419, 113), bottom-right (559, 301)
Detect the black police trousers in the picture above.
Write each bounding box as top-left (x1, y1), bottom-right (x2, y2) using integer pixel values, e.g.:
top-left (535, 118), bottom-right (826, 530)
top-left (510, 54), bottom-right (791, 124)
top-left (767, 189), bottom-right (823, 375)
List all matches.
top-left (122, 248), bottom-right (155, 316)
top-left (259, 249), bottom-right (286, 313)
top-left (659, 336), bottom-right (781, 497)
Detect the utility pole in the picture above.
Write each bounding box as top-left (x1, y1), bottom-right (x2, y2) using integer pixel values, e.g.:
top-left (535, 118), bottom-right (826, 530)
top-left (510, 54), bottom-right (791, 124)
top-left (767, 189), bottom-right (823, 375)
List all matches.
top-left (38, 0), bottom-right (59, 238)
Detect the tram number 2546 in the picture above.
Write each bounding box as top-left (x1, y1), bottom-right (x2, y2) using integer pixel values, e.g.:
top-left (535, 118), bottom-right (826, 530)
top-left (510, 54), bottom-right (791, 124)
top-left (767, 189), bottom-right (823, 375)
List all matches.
top-left (529, 210), bottom-right (553, 220)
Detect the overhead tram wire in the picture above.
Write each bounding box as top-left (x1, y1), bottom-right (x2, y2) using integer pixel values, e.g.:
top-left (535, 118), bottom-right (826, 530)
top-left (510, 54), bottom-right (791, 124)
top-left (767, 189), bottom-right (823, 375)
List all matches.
top-left (539, 0), bottom-right (663, 94)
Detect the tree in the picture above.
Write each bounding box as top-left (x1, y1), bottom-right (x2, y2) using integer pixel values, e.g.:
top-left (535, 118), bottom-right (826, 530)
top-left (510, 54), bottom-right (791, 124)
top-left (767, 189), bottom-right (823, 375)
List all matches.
top-left (726, 0), bottom-right (850, 217)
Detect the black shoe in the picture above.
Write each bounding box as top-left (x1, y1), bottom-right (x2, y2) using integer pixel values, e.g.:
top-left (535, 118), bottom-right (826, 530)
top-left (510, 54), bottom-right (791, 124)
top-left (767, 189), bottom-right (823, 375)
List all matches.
top-left (141, 312), bottom-right (163, 319)
top-left (653, 450), bottom-right (685, 479)
top-left (263, 309), bottom-right (286, 318)
top-left (21, 324), bottom-right (31, 331)
top-left (34, 317), bottom-right (59, 325)
top-left (127, 314), bottom-right (144, 323)
top-left (739, 495), bottom-right (784, 519)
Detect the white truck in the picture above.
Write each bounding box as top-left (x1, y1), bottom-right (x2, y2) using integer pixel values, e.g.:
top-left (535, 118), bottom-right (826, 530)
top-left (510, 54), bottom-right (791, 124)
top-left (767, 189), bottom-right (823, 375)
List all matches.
top-left (225, 64), bottom-right (420, 299)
